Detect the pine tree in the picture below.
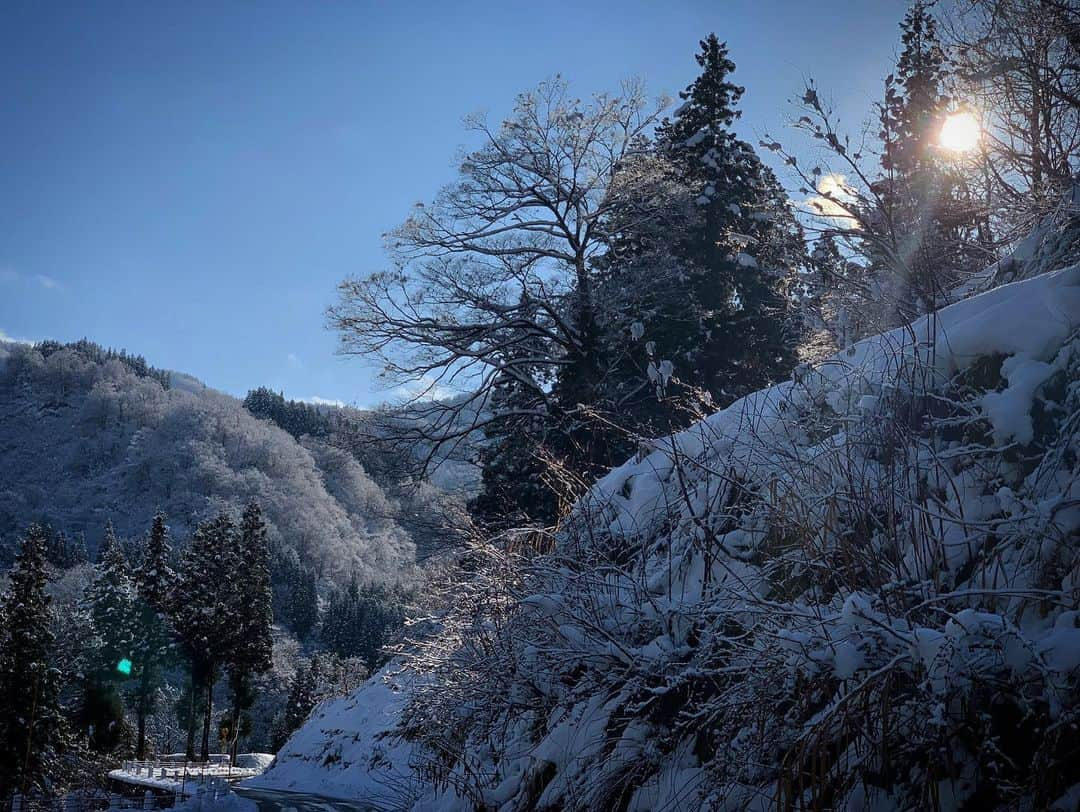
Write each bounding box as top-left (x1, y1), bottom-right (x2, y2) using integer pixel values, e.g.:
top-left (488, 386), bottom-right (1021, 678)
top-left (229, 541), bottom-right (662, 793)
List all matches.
top-left (802, 234), bottom-right (868, 359)
top-left (872, 1), bottom-right (985, 320)
top-left (271, 656), bottom-right (320, 751)
top-left (469, 297), bottom-right (562, 526)
top-left (223, 501), bottom-right (274, 762)
top-left (131, 512), bottom-right (176, 759)
top-left (174, 513), bottom-right (236, 761)
top-left (618, 35), bottom-right (803, 415)
top-left (80, 522), bottom-right (137, 755)
top-left (320, 579), bottom-right (404, 670)
top-left (0, 526), bottom-right (65, 795)
top-left (289, 565), bottom-right (319, 641)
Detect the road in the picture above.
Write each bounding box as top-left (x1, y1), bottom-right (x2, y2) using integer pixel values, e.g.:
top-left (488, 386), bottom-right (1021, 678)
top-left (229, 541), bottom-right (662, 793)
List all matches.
top-left (232, 785), bottom-right (383, 812)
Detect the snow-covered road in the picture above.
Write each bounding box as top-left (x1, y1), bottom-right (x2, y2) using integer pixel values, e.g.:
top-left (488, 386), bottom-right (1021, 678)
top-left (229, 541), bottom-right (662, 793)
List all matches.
top-left (233, 786), bottom-right (381, 812)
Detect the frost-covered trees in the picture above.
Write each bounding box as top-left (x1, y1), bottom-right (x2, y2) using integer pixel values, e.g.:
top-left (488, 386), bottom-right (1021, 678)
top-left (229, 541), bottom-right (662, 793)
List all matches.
top-left (0, 526), bottom-right (65, 795)
top-left (80, 522), bottom-right (137, 756)
top-left (131, 512), bottom-right (176, 759)
top-left (0, 340), bottom-right (415, 586)
top-left (946, 0), bottom-right (1080, 228)
top-left (270, 656), bottom-right (321, 752)
top-left (222, 501), bottom-right (274, 762)
top-left (175, 514), bottom-right (236, 761)
top-left (329, 77), bottom-right (669, 510)
top-left (333, 52), bottom-right (807, 525)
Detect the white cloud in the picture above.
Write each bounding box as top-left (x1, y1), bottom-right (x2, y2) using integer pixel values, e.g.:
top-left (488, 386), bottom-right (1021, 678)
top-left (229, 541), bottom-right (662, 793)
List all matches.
top-left (301, 395), bottom-right (346, 408)
top-left (286, 352), bottom-right (302, 368)
top-left (34, 274), bottom-right (63, 290)
top-left (0, 328), bottom-right (34, 345)
top-left (802, 173), bottom-right (861, 229)
top-left (391, 374), bottom-right (457, 403)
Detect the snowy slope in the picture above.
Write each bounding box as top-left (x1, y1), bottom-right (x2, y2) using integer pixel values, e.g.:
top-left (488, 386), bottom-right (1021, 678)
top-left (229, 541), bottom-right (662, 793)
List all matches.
top-left (247, 249), bottom-right (1080, 809)
top-left (395, 260), bottom-right (1080, 809)
top-left (242, 662), bottom-right (425, 808)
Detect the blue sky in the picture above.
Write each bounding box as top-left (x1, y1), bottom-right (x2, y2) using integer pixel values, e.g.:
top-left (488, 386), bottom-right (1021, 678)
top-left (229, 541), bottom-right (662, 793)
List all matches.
top-left (2, 0), bottom-right (907, 407)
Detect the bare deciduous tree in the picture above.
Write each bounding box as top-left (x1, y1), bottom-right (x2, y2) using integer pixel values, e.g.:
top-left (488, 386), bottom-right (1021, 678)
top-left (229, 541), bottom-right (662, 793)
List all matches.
top-left (944, 0), bottom-right (1080, 229)
top-left (329, 77), bottom-right (669, 473)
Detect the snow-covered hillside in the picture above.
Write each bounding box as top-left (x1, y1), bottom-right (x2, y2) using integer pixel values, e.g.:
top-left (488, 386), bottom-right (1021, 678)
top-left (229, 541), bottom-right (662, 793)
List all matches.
top-left (244, 661), bottom-right (424, 806)
top-left (262, 243), bottom-right (1080, 809)
top-left (0, 342), bottom-right (413, 580)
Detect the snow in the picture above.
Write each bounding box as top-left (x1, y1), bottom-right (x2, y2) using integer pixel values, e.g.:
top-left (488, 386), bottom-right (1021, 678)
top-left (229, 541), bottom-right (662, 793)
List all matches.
top-left (408, 254), bottom-right (1080, 808)
top-left (253, 230), bottom-right (1080, 808)
top-left (242, 661), bottom-right (424, 806)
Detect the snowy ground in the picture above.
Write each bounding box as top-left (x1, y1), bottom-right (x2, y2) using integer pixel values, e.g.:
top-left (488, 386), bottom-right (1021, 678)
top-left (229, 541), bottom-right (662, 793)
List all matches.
top-left (237, 237), bottom-right (1080, 808)
top-left (241, 662), bottom-right (424, 808)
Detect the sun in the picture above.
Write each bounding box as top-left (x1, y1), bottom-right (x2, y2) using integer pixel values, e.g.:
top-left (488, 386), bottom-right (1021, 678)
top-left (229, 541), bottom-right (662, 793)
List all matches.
top-left (939, 111), bottom-right (981, 153)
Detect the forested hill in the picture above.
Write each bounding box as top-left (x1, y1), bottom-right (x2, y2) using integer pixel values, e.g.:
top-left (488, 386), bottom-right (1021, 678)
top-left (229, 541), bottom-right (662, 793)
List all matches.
top-left (0, 339), bottom-right (414, 582)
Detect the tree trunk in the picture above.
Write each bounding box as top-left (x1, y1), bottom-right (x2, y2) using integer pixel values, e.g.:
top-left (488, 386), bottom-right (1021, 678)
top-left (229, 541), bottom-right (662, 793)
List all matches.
top-left (230, 699), bottom-right (241, 765)
top-left (200, 666), bottom-right (214, 762)
top-left (136, 707), bottom-right (146, 760)
top-left (185, 673), bottom-right (197, 761)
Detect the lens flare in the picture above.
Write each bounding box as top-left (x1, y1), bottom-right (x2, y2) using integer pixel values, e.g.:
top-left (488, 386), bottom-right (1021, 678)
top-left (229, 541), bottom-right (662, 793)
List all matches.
top-left (116, 658), bottom-right (133, 676)
top-left (939, 111), bottom-right (980, 153)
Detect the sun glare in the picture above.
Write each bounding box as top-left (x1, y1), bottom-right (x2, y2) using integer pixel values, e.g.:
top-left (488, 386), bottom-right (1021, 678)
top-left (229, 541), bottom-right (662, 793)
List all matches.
top-left (939, 111), bottom-right (980, 153)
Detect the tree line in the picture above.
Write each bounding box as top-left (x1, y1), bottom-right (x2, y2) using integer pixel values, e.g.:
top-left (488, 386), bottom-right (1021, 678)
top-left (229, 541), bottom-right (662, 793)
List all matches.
top-left (0, 500), bottom-right (410, 797)
top-left (0, 504), bottom-right (274, 796)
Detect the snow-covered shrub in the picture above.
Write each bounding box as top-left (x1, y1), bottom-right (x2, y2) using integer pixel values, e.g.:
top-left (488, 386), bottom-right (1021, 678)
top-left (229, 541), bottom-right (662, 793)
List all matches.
top-left (397, 262), bottom-right (1080, 810)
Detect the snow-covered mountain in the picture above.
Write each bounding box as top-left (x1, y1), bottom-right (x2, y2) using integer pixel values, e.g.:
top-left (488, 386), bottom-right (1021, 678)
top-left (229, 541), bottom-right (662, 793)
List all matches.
top-left (0, 341), bottom-right (414, 582)
top-left (253, 222), bottom-right (1080, 809)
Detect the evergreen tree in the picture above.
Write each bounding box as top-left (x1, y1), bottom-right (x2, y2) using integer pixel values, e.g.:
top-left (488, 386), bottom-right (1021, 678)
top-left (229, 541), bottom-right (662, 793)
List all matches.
top-left (598, 35), bottom-right (804, 432)
top-left (174, 513), bottom-right (236, 761)
top-left (290, 565), bottom-right (319, 641)
top-left (469, 297), bottom-right (562, 526)
top-left (320, 578), bottom-right (404, 671)
top-left (871, 1), bottom-right (985, 320)
top-left (45, 529), bottom-right (88, 571)
top-left (802, 234), bottom-right (867, 359)
top-left (223, 501), bottom-right (274, 762)
top-left (0, 526), bottom-right (65, 795)
top-left (271, 547), bottom-right (318, 639)
top-left (80, 522), bottom-right (137, 755)
top-left (131, 512), bottom-right (176, 759)
top-left (270, 656), bottom-right (320, 751)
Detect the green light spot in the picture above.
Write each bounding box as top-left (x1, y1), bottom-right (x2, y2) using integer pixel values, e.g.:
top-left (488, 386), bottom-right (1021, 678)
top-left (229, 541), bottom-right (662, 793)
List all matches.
top-left (116, 658), bottom-right (132, 676)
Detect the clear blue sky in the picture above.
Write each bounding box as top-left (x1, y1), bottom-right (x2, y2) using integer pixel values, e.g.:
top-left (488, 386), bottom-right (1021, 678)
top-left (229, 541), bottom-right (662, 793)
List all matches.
top-left (2, 0), bottom-right (907, 406)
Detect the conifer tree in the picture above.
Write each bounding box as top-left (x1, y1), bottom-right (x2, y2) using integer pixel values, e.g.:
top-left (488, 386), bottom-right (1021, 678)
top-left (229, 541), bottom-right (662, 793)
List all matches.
top-left (618, 35), bottom-right (803, 414)
top-left (289, 565), bottom-right (319, 641)
top-left (0, 526), bottom-right (65, 794)
top-left (872, 1), bottom-right (985, 319)
top-left (469, 298), bottom-right (561, 526)
top-left (271, 656), bottom-right (320, 751)
top-left (174, 513), bottom-right (236, 761)
top-left (223, 501), bottom-right (274, 762)
top-left (80, 522), bottom-right (137, 755)
top-left (131, 512), bottom-right (176, 759)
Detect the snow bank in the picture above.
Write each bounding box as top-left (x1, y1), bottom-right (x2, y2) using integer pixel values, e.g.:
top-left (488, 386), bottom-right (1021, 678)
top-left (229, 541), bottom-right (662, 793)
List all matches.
top-left (258, 238), bottom-right (1080, 808)
top-left (397, 258), bottom-right (1080, 809)
top-left (242, 662), bottom-right (424, 806)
